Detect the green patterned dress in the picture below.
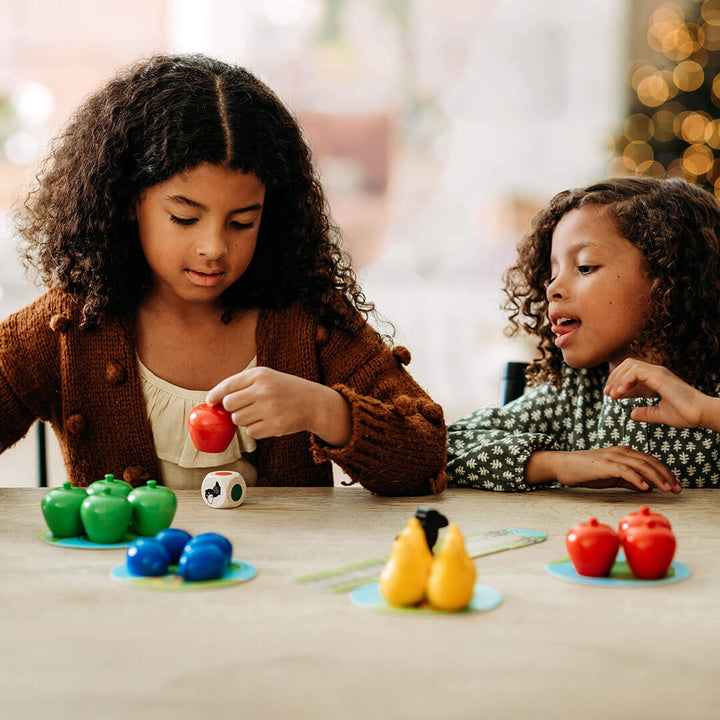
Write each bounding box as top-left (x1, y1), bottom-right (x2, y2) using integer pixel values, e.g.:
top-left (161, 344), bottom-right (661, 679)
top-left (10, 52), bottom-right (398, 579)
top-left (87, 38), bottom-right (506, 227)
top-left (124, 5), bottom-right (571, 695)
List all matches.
top-left (447, 366), bottom-right (720, 491)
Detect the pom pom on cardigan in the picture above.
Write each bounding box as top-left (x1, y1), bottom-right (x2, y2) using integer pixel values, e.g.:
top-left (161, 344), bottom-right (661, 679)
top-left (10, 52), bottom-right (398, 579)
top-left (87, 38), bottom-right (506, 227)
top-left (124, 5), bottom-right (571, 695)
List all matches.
top-left (315, 325), bottom-right (330, 346)
top-left (393, 394), bottom-right (417, 416)
top-left (392, 346), bottom-right (411, 365)
top-left (49, 314), bottom-right (70, 333)
top-left (417, 399), bottom-right (444, 424)
top-left (66, 413), bottom-right (87, 435)
top-left (429, 470), bottom-right (448, 494)
top-left (123, 465), bottom-right (151, 486)
top-left (105, 361), bottom-right (126, 386)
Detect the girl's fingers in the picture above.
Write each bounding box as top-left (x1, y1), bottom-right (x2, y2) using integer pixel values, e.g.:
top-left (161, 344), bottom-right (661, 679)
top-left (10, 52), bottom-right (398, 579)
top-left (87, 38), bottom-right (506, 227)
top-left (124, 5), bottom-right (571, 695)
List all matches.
top-left (243, 419), bottom-right (268, 439)
top-left (222, 388), bottom-right (258, 414)
top-left (630, 454), bottom-right (676, 490)
top-left (611, 449), bottom-right (678, 492)
top-left (610, 462), bottom-right (668, 492)
top-left (615, 479), bottom-right (651, 492)
top-left (577, 446), bottom-right (676, 493)
top-left (206, 369), bottom-right (258, 405)
top-left (630, 406), bottom-right (659, 424)
top-left (605, 358), bottom-right (662, 399)
top-left (228, 403), bottom-right (263, 428)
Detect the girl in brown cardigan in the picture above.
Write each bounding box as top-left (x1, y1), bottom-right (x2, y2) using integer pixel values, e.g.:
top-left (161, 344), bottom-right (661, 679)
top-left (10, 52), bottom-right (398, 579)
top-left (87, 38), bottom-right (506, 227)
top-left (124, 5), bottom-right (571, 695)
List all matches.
top-left (2, 54), bottom-right (446, 497)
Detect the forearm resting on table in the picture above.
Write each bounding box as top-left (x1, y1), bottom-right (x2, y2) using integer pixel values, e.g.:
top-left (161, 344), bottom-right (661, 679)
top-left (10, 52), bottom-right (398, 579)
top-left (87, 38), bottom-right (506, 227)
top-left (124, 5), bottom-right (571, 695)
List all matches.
top-left (524, 451), bottom-right (561, 485)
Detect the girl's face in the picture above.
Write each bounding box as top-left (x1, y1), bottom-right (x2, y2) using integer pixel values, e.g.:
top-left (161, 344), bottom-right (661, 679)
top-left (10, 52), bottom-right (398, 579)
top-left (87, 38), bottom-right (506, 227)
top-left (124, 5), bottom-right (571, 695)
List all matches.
top-left (134, 163), bottom-right (265, 310)
top-left (546, 205), bottom-right (653, 372)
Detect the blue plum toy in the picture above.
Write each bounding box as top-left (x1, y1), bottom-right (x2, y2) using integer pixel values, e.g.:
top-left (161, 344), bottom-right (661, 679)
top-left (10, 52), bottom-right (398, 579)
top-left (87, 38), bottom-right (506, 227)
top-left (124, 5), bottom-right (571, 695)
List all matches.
top-left (177, 542), bottom-right (226, 581)
top-left (185, 532), bottom-right (233, 571)
top-left (126, 537), bottom-right (171, 577)
top-left (155, 527), bottom-right (192, 564)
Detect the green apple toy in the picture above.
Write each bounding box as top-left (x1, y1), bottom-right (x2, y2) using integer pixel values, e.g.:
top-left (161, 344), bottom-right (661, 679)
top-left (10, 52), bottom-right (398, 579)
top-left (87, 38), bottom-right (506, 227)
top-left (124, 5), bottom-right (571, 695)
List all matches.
top-left (41, 481), bottom-right (88, 538)
top-left (86, 473), bottom-right (133, 498)
top-left (127, 480), bottom-right (177, 536)
top-left (80, 487), bottom-right (132, 543)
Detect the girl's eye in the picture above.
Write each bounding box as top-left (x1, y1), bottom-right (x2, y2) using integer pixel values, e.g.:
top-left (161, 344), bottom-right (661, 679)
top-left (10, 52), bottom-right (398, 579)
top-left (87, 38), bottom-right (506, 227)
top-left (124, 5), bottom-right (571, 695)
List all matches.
top-left (578, 265), bottom-right (598, 275)
top-left (230, 221), bottom-right (255, 230)
top-left (170, 215), bottom-right (197, 226)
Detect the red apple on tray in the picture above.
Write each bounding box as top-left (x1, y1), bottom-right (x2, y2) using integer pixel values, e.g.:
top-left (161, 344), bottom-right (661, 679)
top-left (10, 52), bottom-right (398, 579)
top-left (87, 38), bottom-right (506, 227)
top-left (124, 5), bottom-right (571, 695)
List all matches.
top-left (188, 403), bottom-right (236, 453)
top-left (618, 506), bottom-right (671, 539)
top-left (566, 517), bottom-right (620, 577)
top-left (621, 520), bottom-right (676, 579)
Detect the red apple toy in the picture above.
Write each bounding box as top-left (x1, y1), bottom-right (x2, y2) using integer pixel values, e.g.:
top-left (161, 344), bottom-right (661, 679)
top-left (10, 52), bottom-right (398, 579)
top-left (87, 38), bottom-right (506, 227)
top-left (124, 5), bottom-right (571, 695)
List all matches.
top-left (188, 403), bottom-right (236, 453)
top-left (566, 517), bottom-right (620, 577)
top-left (618, 506), bottom-right (671, 539)
top-left (621, 520), bottom-right (676, 579)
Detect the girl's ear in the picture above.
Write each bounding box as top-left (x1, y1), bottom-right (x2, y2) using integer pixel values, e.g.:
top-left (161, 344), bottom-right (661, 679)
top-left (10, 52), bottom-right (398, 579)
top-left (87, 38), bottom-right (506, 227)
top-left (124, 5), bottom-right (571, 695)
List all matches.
top-left (128, 203), bottom-right (137, 222)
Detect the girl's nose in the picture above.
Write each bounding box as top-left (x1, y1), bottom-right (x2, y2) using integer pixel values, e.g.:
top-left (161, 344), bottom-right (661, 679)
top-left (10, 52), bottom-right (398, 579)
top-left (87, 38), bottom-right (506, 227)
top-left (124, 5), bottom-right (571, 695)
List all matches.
top-left (196, 230), bottom-right (227, 259)
top-left (546, 275), bottom-right (565, 300)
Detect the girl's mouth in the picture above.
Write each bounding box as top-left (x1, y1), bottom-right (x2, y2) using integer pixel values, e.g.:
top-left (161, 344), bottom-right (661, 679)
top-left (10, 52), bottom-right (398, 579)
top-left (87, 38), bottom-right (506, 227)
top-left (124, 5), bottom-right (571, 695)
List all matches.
top-left (186, 269), bottom-right (225, 287)
top-left (551, 317), bottom-right (580, 346)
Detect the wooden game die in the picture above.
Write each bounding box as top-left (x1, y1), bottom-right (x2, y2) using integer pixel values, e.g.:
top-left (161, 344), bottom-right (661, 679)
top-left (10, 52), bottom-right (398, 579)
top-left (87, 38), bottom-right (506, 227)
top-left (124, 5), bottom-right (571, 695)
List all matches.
top-left (201, 471), bottom-right (247, 509)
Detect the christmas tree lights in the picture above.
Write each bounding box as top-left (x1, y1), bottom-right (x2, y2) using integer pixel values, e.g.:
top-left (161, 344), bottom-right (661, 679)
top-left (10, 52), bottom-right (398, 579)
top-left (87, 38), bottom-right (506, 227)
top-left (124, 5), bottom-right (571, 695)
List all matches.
top-left (612, 0), bottom-right (720, 196)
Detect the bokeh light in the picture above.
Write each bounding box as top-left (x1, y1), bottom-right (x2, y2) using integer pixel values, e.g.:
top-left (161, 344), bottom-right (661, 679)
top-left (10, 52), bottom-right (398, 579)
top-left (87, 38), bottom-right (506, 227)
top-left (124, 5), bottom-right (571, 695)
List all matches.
top-left (637, 71), bottom-right (673, 106)
top-left (673, 60), bottom-right (705, 90)
top-left (683, 143), bottom-right (715, 175)
top-left (614, 0), bottom-right (720, 195)
top-left (701, 21), bottom-right (720, 49)
top-left (702, 0), bottom-right (720, 26)
top-left (651, 109), bottom-right (677, 140)
top-left (647, 4), bottom-right (685, 56)
top-left (679, 111), bottom-right (711, 143)
top-left (705, 117), bottom-right (720, 146)
top-left (624, 113), bottom-right (654, 142)
top-left (623, 141), bottom-right (655, 172)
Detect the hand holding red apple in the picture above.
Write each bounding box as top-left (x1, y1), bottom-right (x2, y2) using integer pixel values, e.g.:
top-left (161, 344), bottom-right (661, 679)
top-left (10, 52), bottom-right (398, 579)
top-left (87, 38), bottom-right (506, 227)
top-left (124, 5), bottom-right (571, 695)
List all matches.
top-left (204, 366), bottom-right (352, 447)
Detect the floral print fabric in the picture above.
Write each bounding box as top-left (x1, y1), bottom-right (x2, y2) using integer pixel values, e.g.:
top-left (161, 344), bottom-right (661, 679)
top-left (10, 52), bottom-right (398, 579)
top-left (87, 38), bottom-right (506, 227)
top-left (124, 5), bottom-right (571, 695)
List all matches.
top-left (447, 366), bottom-right (720, 491)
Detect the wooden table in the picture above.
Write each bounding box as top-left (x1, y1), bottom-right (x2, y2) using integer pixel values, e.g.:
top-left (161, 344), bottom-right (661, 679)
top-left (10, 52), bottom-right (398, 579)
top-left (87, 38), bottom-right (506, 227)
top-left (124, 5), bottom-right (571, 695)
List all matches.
top-left (2, 487), bottom-right (719, 720)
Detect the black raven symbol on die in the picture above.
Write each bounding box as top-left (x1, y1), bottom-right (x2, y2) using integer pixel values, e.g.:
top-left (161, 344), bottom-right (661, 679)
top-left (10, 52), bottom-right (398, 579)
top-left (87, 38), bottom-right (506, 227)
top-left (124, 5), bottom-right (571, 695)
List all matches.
top-left (204, 481), bottom-right (221, 505)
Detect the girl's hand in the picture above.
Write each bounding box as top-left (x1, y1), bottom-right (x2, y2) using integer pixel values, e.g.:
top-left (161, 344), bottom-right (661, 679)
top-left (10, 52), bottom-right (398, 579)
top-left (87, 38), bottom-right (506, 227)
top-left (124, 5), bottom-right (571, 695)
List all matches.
top-left (604, 358), bottom-right (719, 430)
top-left (526, 448), bottom-right (681, 493)
top-left (206, 367), bottom-right (353, 446)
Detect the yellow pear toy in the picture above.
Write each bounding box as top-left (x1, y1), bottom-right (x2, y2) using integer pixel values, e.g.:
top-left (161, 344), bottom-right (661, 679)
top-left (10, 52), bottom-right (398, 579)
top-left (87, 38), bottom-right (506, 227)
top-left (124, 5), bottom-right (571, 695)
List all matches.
top-left (425, 524), bottom-right (477, 611)
top-left (379, 529), bottom-right (431, 608)
top-left (400, 517), bottom-right (434, 569)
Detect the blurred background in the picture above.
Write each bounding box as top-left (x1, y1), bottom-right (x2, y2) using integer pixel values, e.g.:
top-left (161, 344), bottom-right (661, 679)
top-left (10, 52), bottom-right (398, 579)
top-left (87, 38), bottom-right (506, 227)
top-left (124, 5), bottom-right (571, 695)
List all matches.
top-left (1, 0), bottom-right (717, 486)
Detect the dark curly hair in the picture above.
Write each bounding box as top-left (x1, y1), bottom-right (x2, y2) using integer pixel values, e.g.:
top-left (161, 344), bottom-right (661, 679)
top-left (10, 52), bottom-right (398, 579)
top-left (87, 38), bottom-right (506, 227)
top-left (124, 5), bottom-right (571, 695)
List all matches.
top-left (503, 176), bottom-right (720, 390)
top-left (14, 53), bottom-right (376, 332)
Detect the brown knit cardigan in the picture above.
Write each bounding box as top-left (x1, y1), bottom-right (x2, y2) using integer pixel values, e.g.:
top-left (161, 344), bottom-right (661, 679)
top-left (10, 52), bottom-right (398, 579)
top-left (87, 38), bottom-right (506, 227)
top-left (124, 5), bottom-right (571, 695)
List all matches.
top-left (0, 288), bottom-right (447, 496)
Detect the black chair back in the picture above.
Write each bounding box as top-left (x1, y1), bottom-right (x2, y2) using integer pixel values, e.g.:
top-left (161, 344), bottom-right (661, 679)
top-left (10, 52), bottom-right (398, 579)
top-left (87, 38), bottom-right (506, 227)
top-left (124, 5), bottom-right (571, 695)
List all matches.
top-left (37, 421), bottom-right (48, 487)
top-left (499, 362), bottom-right (528, 405)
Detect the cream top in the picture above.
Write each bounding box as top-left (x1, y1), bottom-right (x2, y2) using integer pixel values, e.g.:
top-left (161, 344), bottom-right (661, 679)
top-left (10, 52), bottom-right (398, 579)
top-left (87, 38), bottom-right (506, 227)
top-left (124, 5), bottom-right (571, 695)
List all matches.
top-left (137, 356), bottom-right (259, 490)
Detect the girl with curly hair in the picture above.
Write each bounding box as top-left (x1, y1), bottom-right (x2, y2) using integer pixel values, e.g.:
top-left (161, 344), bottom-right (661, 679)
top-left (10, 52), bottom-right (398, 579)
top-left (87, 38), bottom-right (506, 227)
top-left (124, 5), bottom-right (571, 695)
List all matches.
top-left (448, 176), bottom-right (720, 492)
top-left (1, 53), bottom-right (446, 496)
